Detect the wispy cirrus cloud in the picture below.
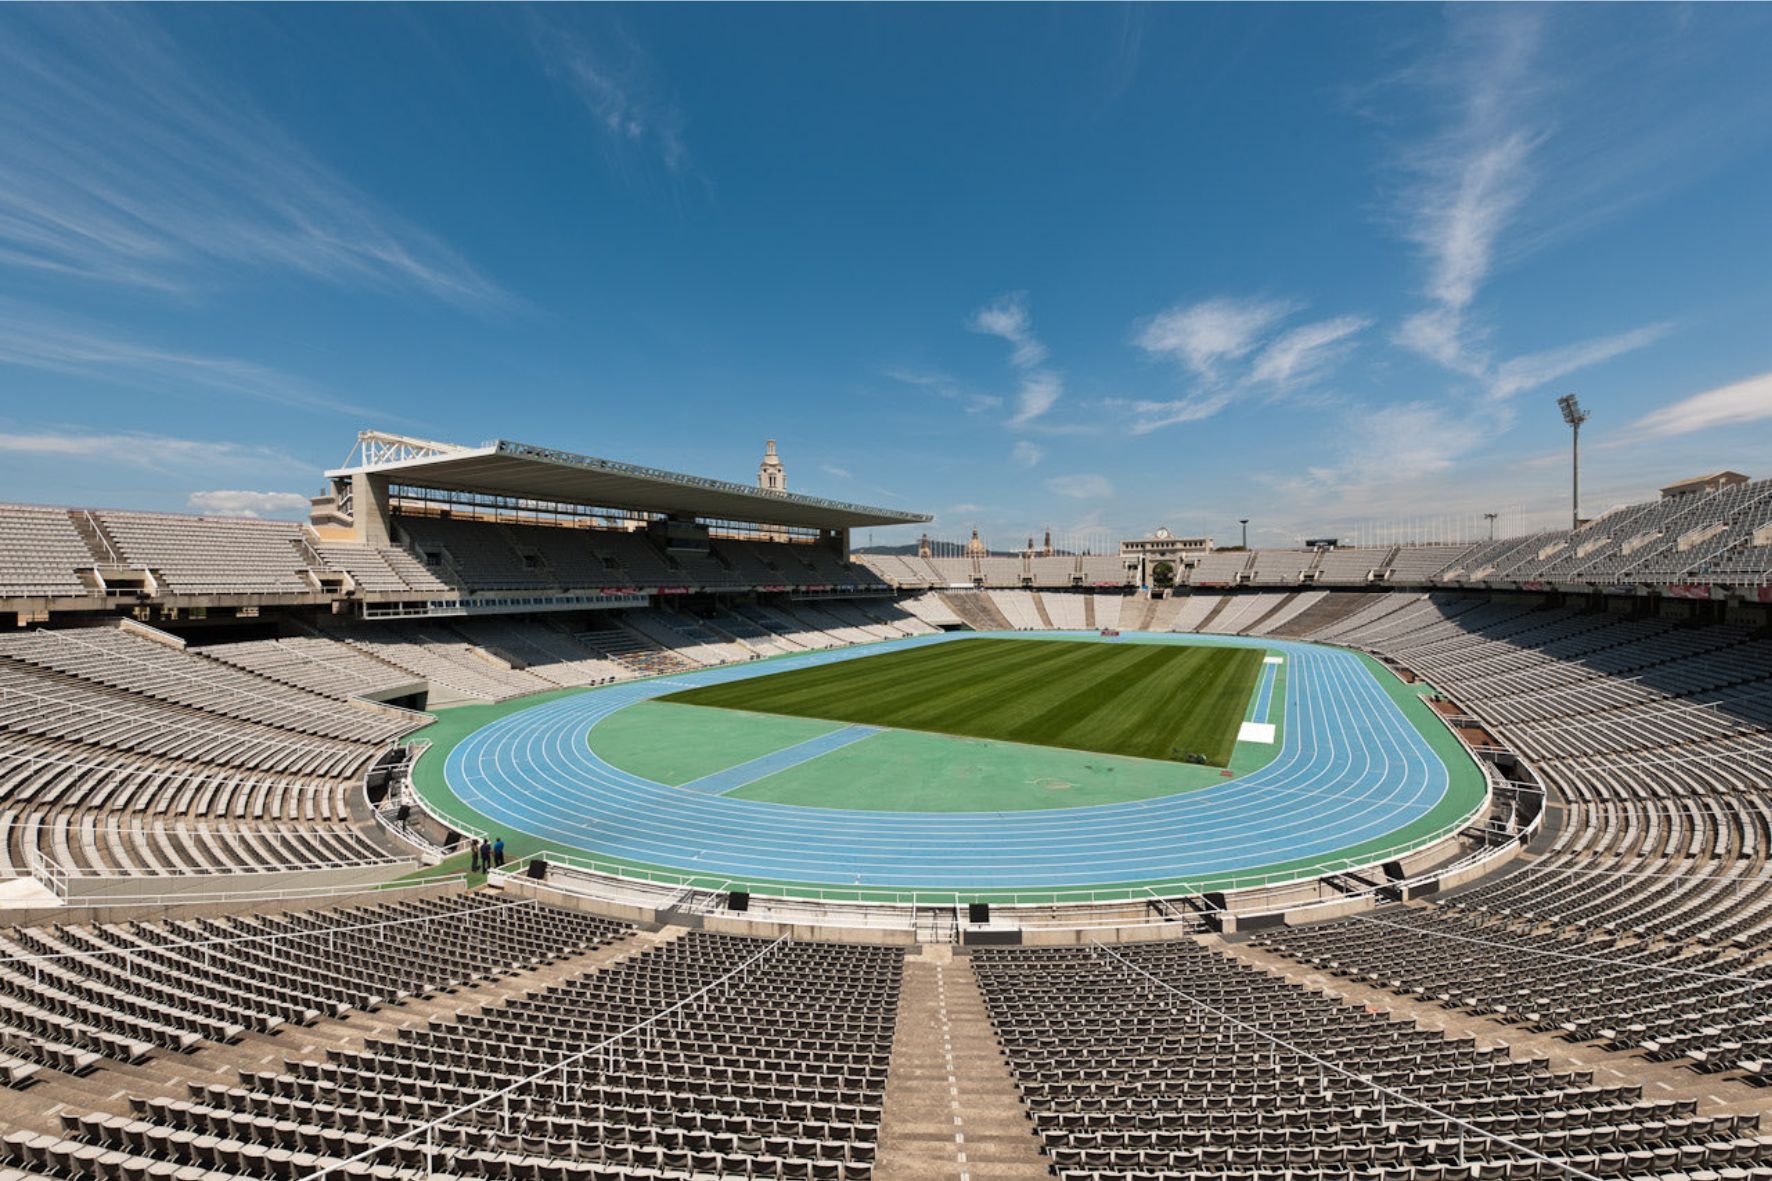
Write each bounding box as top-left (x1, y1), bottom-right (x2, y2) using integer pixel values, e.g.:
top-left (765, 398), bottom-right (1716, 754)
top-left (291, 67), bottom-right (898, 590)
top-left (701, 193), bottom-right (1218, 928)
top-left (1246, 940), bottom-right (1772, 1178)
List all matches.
top-left (1628, 371), bottom-right (1772, 439)
top-left (886, 368), bottom-right (1003, 416)
top-left (1011, 440), bottom-right (1045, 468)
top-left (1488, 322), bottom-right (1673, 401)
top-left (0, 6), bottom-right (508, 308)
top-left (1385, 9), bottom-right (1688, 393)
top-left (186, 490), bottom-right (311, 518)
top-left (1046, 473), bottom-right (1113, 500)
top-left (0, 307), bottom-right (377, 418)
top-left (535, 12), bottom-right (692, 176)
top-left (1389, 9), bottom-right (1547, 376)
top-left (1249, 315), bottom-right (1375, 389)
top-left (971, 292), bottom-right (1065, 428)
top-left (969, 292), bottom-right (1049, 370)
top-left (1135, 296), bottom-right (1296, 379)
top-left (1121, 296), bottom-right (1371, 433)
top-left (0, 429), bottom-right (309, 476)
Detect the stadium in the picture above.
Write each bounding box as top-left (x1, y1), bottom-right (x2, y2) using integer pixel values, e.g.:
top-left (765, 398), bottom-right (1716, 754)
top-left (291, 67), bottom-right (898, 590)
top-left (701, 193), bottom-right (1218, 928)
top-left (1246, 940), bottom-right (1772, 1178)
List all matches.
top-left (1, 424), bottom-right (1770, 1181)
top-left (9, 2), bottom-right (1772, 1178)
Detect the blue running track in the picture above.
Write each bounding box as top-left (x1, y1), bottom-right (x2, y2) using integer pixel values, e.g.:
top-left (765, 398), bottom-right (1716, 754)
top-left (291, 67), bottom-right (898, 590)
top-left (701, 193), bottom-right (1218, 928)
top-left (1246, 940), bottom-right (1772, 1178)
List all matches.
top-left (442, 631), bottom-right (1471, 893)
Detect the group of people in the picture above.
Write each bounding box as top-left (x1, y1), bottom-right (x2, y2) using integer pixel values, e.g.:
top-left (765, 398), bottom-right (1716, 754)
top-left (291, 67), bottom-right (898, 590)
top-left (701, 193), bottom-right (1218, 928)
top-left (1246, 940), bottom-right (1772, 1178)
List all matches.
top-left (469, 835), bottom-right (505, 874)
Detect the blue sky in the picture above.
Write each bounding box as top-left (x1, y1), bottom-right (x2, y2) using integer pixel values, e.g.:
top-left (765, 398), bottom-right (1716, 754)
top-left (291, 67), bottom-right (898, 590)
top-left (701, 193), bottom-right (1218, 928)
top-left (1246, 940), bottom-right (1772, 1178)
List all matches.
top-left (3, 4), bottom-right (1771, 549)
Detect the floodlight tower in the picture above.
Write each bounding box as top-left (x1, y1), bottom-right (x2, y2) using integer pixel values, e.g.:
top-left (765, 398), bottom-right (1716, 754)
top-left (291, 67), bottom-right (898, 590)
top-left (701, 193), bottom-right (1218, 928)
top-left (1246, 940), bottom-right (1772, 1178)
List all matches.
top-left (1557, 394), bottom-right (1590, 531)
top-left (1239, 519), bottom-right (1249, 549)
top-left (1484, 512), bottom-right (1498, 541)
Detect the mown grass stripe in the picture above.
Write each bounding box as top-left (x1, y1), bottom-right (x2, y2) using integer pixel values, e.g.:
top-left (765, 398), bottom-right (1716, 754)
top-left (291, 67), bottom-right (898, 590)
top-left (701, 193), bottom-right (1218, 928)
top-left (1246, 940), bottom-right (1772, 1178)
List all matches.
top-left (662, 636), bottom-right (1262, 767)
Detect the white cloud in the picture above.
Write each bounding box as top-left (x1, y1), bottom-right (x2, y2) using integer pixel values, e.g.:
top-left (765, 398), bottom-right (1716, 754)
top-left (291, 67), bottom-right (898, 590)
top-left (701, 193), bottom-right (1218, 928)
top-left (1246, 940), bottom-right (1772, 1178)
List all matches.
top-left (542, 17), bottom-right (691, 174)
top-left (1394, 308), bottom-right (1487, 377)
top-left (1117, 393), bottom-right (1235, 436)
top-left (818, 463), bottom-right (852, 480)
top-left (1011, 440), bottom-right (1045, 468)
top-left (1046, 474), bottom-right (1113, 499)
top-left (1250, 315), bottom-right (1373, 388)
top-left (0, 429), bottom-right (307, 475)
top-left (1135, 296), bottom-right (1295, 378)
top-left (1009, 372), bottom-right (1063, 428)
top-left (0, 7), bottom-right (508, 308)
top-left (1630, 371), bottom-right (1772, 439)
top-left (1488, 322), bottom-right (1672, 400)
top-left (969, 292), bottom-right (1065, 428)
top-left (887, 368), bottom-right (1003, 415)
top-left (969, 292), bottom-right (1048, 370)
top-left (1390, 10), bottom-right (1546, 373)
top-left (186, 490), bottom-right (311, 518)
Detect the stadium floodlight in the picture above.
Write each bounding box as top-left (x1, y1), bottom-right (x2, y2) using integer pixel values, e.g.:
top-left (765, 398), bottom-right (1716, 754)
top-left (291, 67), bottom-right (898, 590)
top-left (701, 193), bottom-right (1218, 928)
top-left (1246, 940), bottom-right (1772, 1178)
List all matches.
top-left (1484, 512), bottom-right (1498, 541)
top-left (1239, 518), bottom-right (1249, 549)
top-left (1557, 394), bottom-right (1590, 531)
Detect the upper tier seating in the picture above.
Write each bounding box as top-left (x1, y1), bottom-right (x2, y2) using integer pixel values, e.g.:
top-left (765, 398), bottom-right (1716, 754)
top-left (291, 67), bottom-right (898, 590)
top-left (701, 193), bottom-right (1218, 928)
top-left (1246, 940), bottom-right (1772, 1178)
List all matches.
top-left (1190, 551), bottom-right (1249, 584)
top-left (1313, 546), bottom-right (1384, 586)
top-left (93, 512), bottom-right (313, 596)
top-left (1389, 543), bottom-right (1475, 583)
top-left (0, 504), bottom-right (92, 598)
top-left (1248, 549), bottom-right (1314, 586)
top-left (314, 542), bottom-right (455, 594)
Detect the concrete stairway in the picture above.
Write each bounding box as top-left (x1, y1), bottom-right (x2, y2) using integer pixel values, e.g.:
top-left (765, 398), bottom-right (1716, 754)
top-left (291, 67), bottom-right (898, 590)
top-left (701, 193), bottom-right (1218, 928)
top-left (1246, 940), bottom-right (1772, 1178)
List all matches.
top-left (875, 947), bottom-right (1049, 1181)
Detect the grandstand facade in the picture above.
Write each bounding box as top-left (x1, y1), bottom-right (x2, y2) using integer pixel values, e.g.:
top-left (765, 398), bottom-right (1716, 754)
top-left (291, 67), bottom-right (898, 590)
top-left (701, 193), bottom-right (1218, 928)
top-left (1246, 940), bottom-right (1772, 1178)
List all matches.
top-left (4, 434), bottom-right (1772, 1179)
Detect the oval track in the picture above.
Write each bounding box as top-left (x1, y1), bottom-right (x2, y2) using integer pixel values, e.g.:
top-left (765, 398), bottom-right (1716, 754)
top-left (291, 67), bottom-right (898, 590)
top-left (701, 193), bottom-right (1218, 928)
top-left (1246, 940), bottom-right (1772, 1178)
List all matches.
top-left (443, 631), bottom-right (1471, 891)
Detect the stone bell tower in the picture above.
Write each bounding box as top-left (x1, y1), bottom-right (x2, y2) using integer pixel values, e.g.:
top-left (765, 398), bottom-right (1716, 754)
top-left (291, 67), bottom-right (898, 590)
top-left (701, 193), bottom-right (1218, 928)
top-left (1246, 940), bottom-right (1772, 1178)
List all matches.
top-left (757, 440), bottom-right (786, 493)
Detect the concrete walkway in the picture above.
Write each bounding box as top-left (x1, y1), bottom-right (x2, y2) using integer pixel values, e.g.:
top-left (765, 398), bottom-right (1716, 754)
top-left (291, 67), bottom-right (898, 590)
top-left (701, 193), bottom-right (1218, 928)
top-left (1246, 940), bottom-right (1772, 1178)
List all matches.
top-left (875, 947), bottom-right (1050, 1181)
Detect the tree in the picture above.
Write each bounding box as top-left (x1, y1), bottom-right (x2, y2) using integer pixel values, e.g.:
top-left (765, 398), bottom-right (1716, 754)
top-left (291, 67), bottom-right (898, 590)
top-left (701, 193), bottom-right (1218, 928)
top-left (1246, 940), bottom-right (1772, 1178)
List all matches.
top-left (1150, 561), bottom-right (1175, 588)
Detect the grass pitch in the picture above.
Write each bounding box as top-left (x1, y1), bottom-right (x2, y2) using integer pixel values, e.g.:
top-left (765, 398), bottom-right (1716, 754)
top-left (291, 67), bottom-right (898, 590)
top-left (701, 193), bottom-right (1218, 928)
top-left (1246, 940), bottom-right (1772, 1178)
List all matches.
top-left (661, 636), bottom-right (1264, 766)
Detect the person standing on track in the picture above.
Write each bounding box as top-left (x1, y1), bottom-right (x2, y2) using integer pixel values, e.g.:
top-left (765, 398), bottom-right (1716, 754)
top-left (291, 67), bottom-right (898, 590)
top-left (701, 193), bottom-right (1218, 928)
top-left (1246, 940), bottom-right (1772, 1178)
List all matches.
top-left (493, 837), bottom-right (505, 868)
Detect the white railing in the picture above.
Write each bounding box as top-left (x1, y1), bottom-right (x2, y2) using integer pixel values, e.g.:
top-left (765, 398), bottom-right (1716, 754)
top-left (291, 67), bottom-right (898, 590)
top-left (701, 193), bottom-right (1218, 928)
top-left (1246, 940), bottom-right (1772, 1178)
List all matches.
top-left (25, 868), bottom-right (462, 910)
top-left (367, 741), bottom-right (452, 864)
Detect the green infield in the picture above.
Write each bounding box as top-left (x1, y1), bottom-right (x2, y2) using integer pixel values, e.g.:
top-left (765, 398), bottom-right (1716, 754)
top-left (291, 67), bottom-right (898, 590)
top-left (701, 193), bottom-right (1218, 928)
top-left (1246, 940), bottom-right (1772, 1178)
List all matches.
top-left (660, 635), bottom-right (1265, 766)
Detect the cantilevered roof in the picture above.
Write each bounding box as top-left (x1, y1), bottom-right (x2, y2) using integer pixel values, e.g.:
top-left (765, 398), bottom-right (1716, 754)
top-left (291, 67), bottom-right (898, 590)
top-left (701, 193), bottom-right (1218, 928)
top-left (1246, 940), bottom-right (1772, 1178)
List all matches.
top-left (328, 435), bottom-right (930, 530)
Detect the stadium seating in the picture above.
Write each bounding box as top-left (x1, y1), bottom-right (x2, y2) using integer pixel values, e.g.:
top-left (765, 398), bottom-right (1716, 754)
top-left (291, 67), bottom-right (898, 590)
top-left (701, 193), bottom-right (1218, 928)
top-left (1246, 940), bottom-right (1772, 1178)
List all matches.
top-left (0, 893), bottom-right (627, 1078)
top-left (0, 505), bottom-right (94, 599)
top-left (93, 512), bottom-right (315, 597)
top-left (4, 928), bottom-right (899, 1181)
top-left (975, 940), bottom-right (1772, 1180)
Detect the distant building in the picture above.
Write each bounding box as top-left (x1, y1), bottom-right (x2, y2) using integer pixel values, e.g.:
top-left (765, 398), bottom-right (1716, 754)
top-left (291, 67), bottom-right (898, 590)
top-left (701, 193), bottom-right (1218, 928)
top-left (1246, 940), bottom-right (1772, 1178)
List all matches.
top-left (1661, 471), bottom-right (1749, 499)
top-left (1121, 526), bottom-right (1212, 581)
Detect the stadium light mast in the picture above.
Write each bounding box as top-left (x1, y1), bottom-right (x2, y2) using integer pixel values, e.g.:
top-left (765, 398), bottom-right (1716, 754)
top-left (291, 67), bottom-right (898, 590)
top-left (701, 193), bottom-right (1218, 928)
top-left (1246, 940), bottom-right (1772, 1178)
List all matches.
top-left (1239, 518), bottom-right (1249, 549)
top-left (1557, 394), bottom-right (1590, 531)
top-left (1484, 511), bottom-right (1498, 541)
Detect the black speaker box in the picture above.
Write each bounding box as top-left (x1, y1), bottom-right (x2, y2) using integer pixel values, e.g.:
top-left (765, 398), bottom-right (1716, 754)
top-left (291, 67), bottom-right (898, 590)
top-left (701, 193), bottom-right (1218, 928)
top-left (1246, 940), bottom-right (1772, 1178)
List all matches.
top-left (968, 902), bottom-right (991, 923)
top-left (526, 858), bottom-right (547, 880)
top-left (729, 890), bottom-right (751, 912)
